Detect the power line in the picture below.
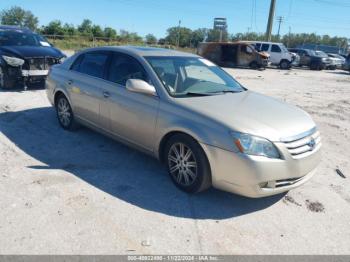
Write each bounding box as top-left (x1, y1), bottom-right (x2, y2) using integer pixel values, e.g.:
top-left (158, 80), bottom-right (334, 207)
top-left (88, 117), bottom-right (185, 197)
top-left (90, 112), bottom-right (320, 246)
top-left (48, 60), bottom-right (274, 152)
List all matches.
top-left (276, 16), bottom-right (283, 37)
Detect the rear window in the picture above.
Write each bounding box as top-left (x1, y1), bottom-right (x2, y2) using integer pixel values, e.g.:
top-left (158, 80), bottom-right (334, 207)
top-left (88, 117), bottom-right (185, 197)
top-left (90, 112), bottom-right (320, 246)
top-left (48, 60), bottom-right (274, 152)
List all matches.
top-left (71, 52), bottom-right (109, 79)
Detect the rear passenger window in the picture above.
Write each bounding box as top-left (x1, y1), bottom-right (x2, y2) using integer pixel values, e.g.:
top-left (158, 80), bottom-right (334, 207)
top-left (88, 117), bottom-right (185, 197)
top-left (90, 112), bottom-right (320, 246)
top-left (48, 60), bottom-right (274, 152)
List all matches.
top-left (271, 45), bottom-right (281, 53)
top-left (261, 44), bottom-right (269, 51)
top-left (107, 53), bottom-right (148, 86)
top-left (72, 52), bottom-right (109, 79)
top-left (70, 54), bottom-right (84, 71)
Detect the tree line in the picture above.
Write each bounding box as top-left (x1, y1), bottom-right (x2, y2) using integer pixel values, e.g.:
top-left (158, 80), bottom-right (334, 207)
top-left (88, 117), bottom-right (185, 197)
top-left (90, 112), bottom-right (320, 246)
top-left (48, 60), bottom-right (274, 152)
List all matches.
top-left (0, 6), bottom-right (348, 49)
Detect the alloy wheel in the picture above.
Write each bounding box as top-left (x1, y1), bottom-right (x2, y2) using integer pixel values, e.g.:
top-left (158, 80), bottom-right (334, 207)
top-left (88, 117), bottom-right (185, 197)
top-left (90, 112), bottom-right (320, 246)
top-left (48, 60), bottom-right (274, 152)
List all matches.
top-left (168, 142), bottom-right (198, 186)
top-left (57, 97), bottom-right (71, 127)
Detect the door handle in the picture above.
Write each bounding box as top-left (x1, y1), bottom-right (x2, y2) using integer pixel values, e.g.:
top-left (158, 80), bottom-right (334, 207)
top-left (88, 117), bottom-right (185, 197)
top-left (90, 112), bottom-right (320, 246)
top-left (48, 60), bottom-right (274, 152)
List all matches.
top-left (103, 91), bottom-right (110, 98)
top-left (67, 79), bottom-right (73, 85)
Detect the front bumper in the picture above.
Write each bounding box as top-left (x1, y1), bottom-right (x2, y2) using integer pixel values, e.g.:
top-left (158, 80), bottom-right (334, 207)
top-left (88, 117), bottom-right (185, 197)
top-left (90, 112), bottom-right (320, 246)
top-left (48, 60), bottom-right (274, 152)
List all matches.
top-left (200, 137), bottom-right (321, 198)
top-left (4, 66), bottom-right (49, 83)
top-left (21, 69), bottom-right (49, 77)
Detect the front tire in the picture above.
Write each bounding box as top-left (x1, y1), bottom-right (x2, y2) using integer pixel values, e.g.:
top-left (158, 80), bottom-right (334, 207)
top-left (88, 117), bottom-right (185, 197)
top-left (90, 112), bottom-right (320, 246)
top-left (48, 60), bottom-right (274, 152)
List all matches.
top-left (164, 134), bottom-right (211, 193)
top-left (280, 60), bottom-right (290, 70)
top-left (55, 94), bottom-right (78, 131)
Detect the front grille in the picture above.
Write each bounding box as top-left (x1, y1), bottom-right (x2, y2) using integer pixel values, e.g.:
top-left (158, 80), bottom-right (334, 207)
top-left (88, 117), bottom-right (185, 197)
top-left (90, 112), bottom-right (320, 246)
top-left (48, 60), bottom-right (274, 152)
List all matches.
top-left (260, 176), bottom-right (305, 189)
top-left (282, 128), bottom-right (321, 158)
top-left (275, 176), bottom-right (304, 188)
top-left (24, 57), bottom-right (58, 70)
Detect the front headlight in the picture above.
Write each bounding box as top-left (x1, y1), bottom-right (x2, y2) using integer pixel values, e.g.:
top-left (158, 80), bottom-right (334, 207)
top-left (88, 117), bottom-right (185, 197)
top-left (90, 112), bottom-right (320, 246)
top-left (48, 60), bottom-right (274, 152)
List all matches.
top-left (2, 55), bottom-right (25, 67)
top-left (321, 57), bottom-right (328, 62)
top-left (232, 131), bottom-right (280, 159)
top-left (58, 56), bottom-right (66, 64)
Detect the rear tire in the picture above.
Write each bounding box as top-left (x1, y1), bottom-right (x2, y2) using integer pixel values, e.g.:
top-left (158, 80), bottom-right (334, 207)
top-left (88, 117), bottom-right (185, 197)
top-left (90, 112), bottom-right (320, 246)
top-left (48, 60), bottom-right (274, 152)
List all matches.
top-left (55, 94), bottom-right (79, 131)
top-left (249, 61), bottom-right (258, 70)
top-left (164, 134), bottom-right (211, 193)
top-left (310, 62), bottom-right (320, 70)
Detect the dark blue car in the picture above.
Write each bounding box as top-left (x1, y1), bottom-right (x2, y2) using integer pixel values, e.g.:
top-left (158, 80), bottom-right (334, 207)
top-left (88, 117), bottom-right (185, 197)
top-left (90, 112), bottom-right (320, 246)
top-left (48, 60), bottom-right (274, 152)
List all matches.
top-left (0, 25), bottom-right (65, 89)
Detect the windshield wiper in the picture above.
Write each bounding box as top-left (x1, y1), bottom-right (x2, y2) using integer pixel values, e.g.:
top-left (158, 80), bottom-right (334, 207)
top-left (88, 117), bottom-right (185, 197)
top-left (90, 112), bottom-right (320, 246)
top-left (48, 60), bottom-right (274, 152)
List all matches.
top-left (181, 92), bottom-right (216, 96)
top-left (209, 90), bottom-right (243, 94)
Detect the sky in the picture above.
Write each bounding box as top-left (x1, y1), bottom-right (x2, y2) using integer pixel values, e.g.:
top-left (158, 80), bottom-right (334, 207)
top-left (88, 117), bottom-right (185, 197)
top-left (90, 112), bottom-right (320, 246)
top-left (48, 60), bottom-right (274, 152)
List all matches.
top-left (1, 0), bottom-right (350, 38)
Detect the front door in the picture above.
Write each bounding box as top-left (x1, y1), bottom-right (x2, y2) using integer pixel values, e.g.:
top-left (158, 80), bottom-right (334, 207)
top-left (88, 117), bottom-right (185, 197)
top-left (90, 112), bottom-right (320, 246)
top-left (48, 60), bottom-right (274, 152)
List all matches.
top-left (237, 44), bottom-right (254, 66)
top-left (100, 52), bottom-right (159, 151)
top-left (269, 44), bottom-right (282, 65)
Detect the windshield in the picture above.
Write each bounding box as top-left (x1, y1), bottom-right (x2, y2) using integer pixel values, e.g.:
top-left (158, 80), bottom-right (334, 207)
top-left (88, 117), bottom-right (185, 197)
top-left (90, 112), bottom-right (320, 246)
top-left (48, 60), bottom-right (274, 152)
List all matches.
top-left (146, 56), bottom-right (245, 96)
top-left (315, 51), bottom-right (328, 58)
top-left (280, 44), bottom-right (288, 52)
top-left (0, 30), bottom-right (49, 47)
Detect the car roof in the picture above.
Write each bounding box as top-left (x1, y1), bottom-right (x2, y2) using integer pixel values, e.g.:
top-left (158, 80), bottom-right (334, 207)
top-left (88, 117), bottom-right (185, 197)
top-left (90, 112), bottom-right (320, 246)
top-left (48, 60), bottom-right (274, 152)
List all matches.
top-left (79, 46), bottom-right (199, 58)
top-left (246, 41), bottom-right (284, 45)
top-left (200, 41), bottom-right (255, 46)
top-left (0, 25), bottom-right (33, 33)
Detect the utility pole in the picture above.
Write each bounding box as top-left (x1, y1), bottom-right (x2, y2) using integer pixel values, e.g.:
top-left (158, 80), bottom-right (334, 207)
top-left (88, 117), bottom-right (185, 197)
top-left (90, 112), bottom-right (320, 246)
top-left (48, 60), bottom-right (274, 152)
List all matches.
top-left (276, 16), bottom-right (283, 39)
top-left (266, 0), bottom-right (276, 41)
top-left (177, 20), bottom-right (181, 48)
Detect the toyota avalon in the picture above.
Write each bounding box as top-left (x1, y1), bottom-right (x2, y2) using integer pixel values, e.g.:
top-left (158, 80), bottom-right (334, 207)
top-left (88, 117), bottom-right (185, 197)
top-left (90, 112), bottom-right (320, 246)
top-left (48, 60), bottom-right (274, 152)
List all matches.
top-left (46, 46), bottom-right (321, 197)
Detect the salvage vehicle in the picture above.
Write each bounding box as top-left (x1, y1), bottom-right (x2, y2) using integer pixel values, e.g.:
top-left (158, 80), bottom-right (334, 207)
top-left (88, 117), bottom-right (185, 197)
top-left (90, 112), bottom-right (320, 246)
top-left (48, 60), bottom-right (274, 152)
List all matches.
top-left (46, 46), bottom-right (321, 198)
top-left (197, 42), bottom-right (269, 69)
top-left (0, 25), bottom-right (65, 89)
top-left (326, 53), bottom-right (345, 70)
top-left (343, 54), bottom-right (350, 72)
top-left (289, 52), bottom-right (300, 67)
top-left (315, 51), bottom-right (333, 70)
top-left (288, 48), bottom-right (331, 70)
top-left (249, 41), bottom-right (293, 69)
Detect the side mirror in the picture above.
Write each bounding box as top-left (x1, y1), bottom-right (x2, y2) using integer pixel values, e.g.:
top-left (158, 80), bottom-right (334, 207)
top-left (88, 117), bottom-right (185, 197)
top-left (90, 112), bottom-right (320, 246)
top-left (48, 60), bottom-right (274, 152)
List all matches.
top-left (126, 79), bottom-right (157, 96)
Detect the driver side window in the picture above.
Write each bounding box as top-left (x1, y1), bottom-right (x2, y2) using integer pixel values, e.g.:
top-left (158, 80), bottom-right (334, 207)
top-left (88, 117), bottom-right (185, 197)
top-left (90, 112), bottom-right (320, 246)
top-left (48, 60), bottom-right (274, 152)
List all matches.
top-left (107, 52), bottom-right (148, 86)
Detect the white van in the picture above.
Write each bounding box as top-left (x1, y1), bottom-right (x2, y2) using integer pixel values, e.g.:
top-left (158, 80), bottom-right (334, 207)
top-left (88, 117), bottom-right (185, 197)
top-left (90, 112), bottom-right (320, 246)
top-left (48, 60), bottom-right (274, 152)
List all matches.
top-left (248, 41), bottom-right (293, 69)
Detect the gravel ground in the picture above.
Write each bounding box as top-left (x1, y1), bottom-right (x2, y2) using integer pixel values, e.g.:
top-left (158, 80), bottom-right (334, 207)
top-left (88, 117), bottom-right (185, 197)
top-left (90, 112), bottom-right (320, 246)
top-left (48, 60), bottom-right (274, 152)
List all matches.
top-left (0, 68), bottom-right (349, 254)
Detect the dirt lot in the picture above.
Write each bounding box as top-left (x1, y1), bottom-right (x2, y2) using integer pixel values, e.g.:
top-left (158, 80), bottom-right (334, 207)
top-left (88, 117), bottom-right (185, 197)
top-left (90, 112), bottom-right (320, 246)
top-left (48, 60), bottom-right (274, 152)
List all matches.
top-left (0, 68), bottom-right (349, 254)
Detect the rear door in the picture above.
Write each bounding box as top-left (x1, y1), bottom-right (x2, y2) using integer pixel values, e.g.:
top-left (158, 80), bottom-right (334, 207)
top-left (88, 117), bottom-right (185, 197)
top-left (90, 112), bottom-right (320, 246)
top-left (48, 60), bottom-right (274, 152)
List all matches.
top-left (67, 51), bottom-right (110, 126)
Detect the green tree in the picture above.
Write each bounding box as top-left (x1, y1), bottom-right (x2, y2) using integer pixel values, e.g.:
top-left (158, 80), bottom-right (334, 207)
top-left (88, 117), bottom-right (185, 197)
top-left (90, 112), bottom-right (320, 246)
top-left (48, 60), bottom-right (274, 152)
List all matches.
top-left (165, 26), bottom-right (192, 47)
top-left (78, 19), bottom-right (93, 36)
top-left (207, 29), bottom-right (228, 42)
top-left (103, 27), bottom-right (117, 39)
top-left (145, 34), bottom-right (157, 44)
top-left (92, 25), bottom-right (104, 37)
top-left (119, 30), bottom-right (142, 43)
top-left (190, 28), bottom-right (208, 47)
top-left (41, 20), bottom-right (65, 35)
top-left (0, 6), bottom-right (39, 30)
top-left (63, 23), bottom-right (77, 36)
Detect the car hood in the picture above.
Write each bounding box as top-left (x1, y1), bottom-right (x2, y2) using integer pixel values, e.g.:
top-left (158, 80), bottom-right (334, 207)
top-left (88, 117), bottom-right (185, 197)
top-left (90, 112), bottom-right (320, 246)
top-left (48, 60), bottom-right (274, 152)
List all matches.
top-left (0, 46), bottom-right (64, 59)
top-left (176, 91), bottom-right (315, 142)
top-left (258, 51), bottom-right (270, 59)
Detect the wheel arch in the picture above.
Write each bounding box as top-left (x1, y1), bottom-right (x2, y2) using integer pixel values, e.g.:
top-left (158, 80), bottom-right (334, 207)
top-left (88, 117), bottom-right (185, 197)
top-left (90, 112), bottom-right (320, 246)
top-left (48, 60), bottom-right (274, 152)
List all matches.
top-left (158, 130), bottom-right (203, 163)
top-left (54, 89), bottom-right (72, 107)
